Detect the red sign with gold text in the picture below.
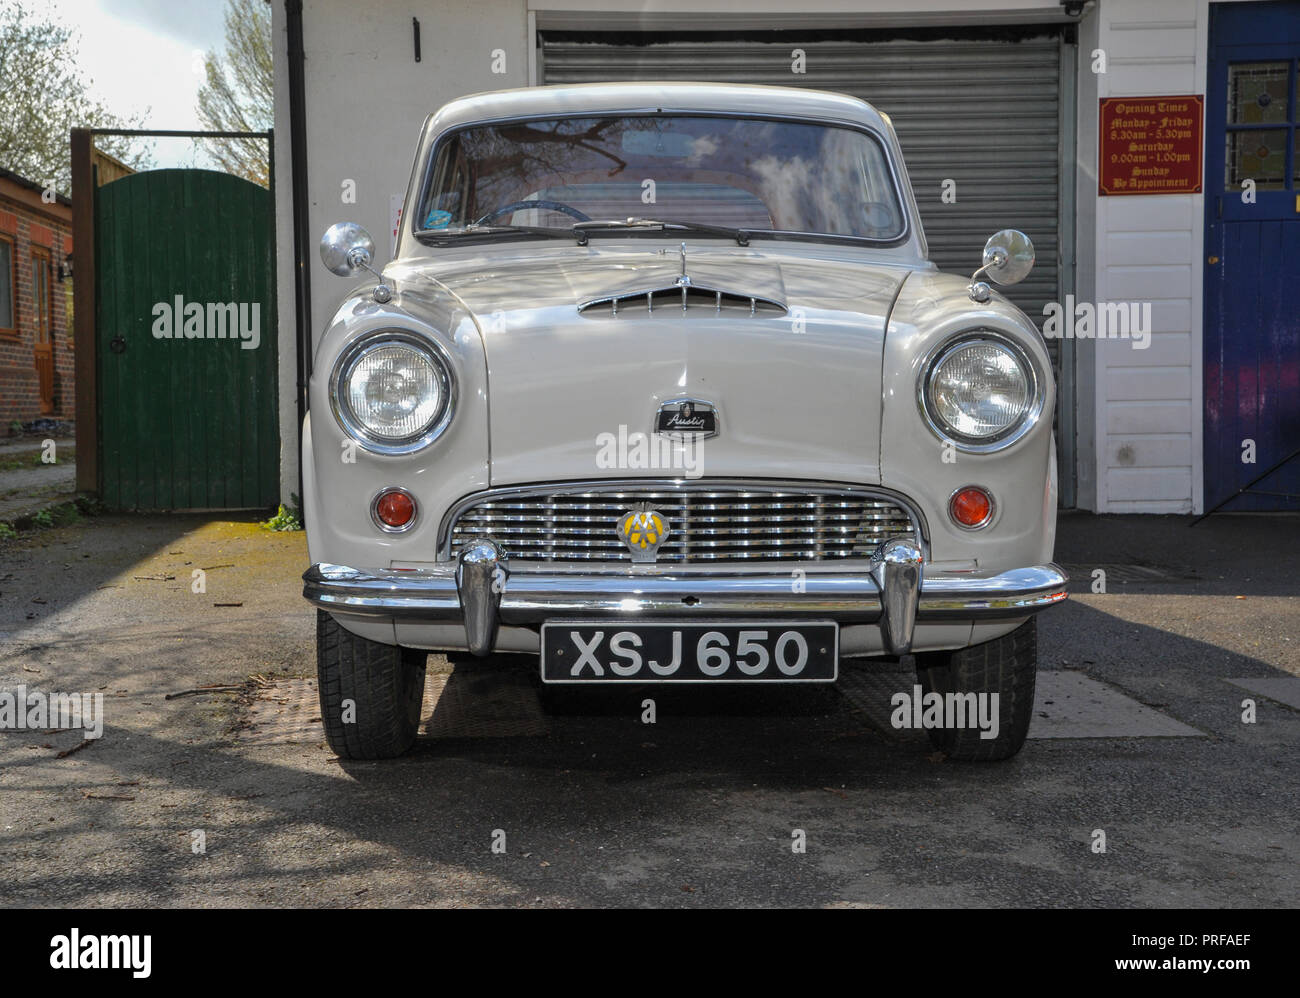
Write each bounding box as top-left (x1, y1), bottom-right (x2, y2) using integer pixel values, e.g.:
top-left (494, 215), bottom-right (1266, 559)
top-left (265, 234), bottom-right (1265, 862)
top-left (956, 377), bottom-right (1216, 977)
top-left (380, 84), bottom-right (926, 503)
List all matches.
top-left (1099, 95), bottom-right (1204, 195)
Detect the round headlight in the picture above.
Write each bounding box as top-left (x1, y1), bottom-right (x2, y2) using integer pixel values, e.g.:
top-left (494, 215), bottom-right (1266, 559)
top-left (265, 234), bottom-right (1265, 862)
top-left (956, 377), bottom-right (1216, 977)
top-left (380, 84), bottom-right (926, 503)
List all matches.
top-left (332, 332), bottom-right (455, 453)
top-left (922, 334), bottom-right (1039, 449)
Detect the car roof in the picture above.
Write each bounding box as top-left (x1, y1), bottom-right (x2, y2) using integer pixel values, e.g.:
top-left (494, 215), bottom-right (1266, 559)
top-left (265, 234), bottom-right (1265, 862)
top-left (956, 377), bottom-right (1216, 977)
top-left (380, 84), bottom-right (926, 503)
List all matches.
top-left (427, 81), bottom-right (893, 133)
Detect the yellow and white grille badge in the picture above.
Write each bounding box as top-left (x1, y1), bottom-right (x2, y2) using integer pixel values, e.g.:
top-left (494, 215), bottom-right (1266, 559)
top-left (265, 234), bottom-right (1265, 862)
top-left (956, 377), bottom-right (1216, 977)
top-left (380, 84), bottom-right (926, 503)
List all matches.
top-left (617, 506), bottom-right (669, 564)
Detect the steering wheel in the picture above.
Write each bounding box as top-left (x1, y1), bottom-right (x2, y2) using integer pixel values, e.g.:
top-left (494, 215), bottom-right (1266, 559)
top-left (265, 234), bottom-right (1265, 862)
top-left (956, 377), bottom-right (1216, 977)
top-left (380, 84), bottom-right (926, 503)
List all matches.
top-left (859, 200), bottom-right (898, 234)
top-left (473, 200), bottom-right (591, 225)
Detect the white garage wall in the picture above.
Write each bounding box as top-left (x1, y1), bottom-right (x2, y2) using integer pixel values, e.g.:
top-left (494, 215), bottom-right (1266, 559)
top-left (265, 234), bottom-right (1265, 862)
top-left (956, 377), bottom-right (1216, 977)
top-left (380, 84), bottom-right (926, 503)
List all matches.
top-left (529, 0), bottom-right (1076, 30)
top-left (1085, 0), bottom-right (1209, 514)
top-left (273, 0), bottom-right (530, 498)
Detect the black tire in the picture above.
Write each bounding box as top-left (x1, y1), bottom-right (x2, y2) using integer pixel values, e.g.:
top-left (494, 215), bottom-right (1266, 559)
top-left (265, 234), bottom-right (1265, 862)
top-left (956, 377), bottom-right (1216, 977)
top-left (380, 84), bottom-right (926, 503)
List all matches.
top-left (913, 618), bottom-right (1037, 761)
top-left (316, 610), bottom-right (426, 759)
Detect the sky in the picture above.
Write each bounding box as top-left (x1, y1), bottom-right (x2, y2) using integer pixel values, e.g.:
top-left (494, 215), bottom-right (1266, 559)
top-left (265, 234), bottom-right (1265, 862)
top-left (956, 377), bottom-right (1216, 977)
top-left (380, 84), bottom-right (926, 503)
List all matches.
top-left (43, 0), bottom-right (233, 168)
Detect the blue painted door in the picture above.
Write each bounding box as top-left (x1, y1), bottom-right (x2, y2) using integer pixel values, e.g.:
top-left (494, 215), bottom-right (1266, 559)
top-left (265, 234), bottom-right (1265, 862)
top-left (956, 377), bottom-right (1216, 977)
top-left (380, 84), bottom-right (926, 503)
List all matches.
top-left (1204, 1), bottom-right (1300, 511)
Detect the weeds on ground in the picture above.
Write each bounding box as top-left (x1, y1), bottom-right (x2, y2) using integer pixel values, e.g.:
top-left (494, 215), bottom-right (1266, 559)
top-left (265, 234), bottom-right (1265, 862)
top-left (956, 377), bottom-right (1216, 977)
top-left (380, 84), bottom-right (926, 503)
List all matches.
top-left (0, 446), bottom-right (75, 472)
top-left (0, 496), bottom-right (94, 539)
top-left (261, 492), bottom-right (303, 532)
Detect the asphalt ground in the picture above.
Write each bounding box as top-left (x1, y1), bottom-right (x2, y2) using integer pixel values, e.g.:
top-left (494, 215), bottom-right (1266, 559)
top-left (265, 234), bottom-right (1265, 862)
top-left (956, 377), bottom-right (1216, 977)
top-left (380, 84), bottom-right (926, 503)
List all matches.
top-left (0, 510), bottom-right (1295, 907)
top-left (0, 439), bottom-right (76, 523)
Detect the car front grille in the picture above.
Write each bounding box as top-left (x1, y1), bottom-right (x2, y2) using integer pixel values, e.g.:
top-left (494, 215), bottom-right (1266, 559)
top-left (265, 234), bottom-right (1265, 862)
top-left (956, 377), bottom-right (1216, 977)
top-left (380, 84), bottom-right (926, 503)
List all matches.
top-left (444, 482), bottom-right (919, 563)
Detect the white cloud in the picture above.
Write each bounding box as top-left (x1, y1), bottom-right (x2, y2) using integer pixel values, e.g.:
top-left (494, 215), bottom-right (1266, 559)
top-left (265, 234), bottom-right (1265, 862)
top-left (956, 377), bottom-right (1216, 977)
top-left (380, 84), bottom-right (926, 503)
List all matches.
top-left (46, 0), bottom-right (227, 167)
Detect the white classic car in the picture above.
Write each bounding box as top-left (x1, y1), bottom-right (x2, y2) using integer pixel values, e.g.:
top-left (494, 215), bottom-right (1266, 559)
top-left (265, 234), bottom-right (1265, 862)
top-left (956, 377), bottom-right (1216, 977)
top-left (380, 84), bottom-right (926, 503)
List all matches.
top-left (302, 82), bottom-right (1068, 761)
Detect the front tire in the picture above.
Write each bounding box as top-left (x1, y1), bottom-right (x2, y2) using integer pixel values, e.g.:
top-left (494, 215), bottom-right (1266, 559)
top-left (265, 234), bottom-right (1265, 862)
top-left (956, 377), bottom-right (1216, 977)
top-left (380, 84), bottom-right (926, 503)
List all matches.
top-left (913, 618), bottom-right (1037, 761)
top-left (316, 610), bottom-right (426, 759)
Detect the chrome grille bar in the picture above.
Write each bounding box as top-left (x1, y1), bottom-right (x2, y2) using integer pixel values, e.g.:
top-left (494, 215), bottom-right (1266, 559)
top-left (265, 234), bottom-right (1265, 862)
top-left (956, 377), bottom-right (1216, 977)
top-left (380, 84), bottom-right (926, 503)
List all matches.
top-left (444, 481), bottom-right (920, 564)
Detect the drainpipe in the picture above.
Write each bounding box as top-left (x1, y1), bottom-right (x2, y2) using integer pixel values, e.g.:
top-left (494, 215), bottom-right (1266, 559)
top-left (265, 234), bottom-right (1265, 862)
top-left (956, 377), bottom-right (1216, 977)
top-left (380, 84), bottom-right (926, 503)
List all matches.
top-left (286, 0), bottom-right (312, 506)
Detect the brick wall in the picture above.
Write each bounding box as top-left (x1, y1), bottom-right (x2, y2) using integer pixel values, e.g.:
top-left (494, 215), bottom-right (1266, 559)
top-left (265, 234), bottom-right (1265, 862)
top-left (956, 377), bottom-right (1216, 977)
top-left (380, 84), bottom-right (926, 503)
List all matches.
top-left (0, 183), bottom-right (74, 430)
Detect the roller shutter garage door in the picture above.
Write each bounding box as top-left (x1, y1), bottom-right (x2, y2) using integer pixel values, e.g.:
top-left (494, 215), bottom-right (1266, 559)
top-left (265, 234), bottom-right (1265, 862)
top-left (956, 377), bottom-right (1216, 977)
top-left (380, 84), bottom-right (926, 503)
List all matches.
top-left (540, 29), bottom-right (1075, 500)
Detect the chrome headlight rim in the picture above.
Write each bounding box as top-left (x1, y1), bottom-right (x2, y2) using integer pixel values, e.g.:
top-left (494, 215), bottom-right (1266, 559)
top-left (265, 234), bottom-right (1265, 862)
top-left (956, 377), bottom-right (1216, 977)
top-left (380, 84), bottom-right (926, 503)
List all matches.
top-left (918, 330), bottom-right (1044, 453)
top-left (330, 329), bottom-right (457, 455)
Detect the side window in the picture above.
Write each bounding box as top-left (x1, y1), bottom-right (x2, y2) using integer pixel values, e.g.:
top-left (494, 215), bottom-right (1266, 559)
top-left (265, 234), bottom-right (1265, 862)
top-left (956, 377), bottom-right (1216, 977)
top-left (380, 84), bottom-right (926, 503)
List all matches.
top-left (0, 236), bottom-right (14, 335)
top-left (425, 138), bottom-right (467, 226)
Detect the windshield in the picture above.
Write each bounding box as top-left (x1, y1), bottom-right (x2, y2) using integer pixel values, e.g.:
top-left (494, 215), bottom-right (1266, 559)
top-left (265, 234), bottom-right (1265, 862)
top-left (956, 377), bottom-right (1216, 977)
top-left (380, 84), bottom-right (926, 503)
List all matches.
top-left (416, 114), bottom-right (905, 242)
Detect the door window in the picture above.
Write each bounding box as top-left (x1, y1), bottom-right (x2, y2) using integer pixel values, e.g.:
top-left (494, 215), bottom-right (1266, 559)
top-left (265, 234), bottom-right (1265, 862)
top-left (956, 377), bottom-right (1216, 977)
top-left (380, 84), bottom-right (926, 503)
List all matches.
top-left (1225, 60), bottom-right (1296, 190)
top-left (31, 247), bottom-right (51, 343)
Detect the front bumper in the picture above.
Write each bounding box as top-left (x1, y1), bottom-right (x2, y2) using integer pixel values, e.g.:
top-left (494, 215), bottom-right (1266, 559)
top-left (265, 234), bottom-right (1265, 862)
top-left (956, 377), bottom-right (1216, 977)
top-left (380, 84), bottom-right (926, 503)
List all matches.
top-left (303, 539), bottom-right (1068, 657)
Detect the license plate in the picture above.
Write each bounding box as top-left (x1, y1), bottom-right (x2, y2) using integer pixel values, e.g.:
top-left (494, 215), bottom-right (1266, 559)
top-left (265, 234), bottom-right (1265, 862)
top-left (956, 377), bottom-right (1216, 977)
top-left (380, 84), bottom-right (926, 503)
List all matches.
top-left (540, 621), bottom-right (838, 683)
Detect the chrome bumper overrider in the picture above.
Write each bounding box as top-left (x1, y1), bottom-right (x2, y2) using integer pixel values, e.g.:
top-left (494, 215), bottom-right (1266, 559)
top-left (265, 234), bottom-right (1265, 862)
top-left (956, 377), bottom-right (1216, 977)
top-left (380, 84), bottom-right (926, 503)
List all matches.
top-left (303, 538), bottom-right (1069, 657)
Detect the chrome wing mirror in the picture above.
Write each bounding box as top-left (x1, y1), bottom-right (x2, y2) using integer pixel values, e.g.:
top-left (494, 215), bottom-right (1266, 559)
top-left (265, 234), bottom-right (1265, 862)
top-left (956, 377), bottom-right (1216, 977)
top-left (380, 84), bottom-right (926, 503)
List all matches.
top-left (320, 221), bottom-right (393, 303)
top-left (968, 229), bottom-right (1034, 303)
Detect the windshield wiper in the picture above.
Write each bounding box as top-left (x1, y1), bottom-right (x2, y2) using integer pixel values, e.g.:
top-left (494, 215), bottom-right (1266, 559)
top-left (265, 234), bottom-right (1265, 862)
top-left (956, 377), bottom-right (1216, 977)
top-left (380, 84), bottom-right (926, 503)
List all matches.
top-left (416, 223), bottom-right (590, 246)
top-left (572, 217), bottom-right (752, 246)
top-left (418, 217), bottom-right (758, 247)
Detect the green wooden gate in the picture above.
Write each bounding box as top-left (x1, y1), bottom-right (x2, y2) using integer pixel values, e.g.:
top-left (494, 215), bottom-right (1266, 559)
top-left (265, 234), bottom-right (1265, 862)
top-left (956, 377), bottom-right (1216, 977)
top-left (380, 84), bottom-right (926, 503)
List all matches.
top-left (95, 169), bottom-right (278, 509)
